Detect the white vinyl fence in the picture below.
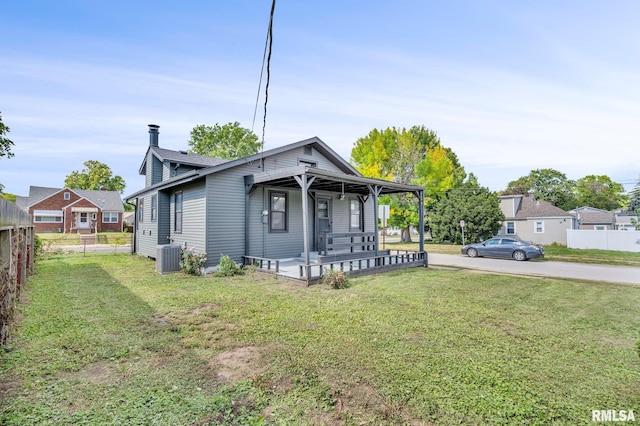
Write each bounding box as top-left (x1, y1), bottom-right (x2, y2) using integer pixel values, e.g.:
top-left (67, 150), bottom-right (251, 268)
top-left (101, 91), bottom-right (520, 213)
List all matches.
top-left (567, 229), bottom-right (640, 252)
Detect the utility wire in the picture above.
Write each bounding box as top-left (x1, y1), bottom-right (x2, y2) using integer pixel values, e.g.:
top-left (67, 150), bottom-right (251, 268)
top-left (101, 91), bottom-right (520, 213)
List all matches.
top-left (252, 0), bottom-right (276, 154)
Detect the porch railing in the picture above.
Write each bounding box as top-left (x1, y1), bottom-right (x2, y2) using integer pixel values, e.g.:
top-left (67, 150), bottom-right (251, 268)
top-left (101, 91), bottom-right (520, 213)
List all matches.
top-left (243, 255), bottom-right (280, 273)
top-left (299, 250), bottom-right (427, 281)
top-left (318, 232), bottom-right (376, 255)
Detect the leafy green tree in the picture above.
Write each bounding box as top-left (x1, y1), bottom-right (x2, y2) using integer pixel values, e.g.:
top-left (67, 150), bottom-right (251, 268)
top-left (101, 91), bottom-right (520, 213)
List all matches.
top-left (628, 176), bottom-right (640, 213)
top-left (64, 160), bottom-right (126, 193)
top-left (503, 168), bottom-right (577, 210)
top-left (187, 122), bottom-right (260, 160)
top-left (0, 111), bottom-right (14, 159)
top-left (429, 174), bottom-right (504, 244)
top-left (575, 175), bottom-right (627, 211)
top-left (1, 192), bottom-right (16, 203)
top-left (351, 125), bottom-right (465, 241)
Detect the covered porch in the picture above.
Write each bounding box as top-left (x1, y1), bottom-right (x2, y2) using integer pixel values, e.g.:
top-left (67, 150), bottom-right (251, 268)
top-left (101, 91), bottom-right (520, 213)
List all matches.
top-left (243, 166), bottom-right (427, 283)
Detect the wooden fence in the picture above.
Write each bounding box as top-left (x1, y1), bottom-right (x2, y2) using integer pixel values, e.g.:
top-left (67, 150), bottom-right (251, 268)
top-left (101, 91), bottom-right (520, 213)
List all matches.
top-left (0, 199), bottom-right (35, 345)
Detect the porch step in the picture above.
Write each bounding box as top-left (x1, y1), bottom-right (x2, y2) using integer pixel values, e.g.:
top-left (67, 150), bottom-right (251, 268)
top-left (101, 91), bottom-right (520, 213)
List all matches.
top-left (76, 229), bottom-right (92, 235)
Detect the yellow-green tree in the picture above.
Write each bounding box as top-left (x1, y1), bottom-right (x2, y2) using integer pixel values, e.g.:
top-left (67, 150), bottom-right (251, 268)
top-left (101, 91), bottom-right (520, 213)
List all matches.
top-left (351, 126), bottom-right (465, 241)
top-left (64, 160), bottom-right (126, 194)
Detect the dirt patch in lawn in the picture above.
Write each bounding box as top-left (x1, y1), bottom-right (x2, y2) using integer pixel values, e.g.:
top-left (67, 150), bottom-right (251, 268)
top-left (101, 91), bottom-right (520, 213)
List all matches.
top-left (210, 346), bottom-right (269, 383)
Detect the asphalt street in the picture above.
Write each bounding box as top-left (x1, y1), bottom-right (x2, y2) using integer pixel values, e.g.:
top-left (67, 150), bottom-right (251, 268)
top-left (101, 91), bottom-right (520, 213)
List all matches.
top-left (428, 253), bottom-right (640, 286)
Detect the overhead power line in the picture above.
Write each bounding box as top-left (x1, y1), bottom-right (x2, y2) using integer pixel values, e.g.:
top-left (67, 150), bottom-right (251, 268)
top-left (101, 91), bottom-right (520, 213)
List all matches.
top-left (252, 0), bottom-right (276, 153)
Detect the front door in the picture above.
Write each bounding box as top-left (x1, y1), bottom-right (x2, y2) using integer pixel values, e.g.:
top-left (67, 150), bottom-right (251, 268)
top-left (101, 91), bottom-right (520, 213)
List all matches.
top-left (316, 196), bottom-right (332, 251)
top-left (76, 212), bottom-right (90, 229)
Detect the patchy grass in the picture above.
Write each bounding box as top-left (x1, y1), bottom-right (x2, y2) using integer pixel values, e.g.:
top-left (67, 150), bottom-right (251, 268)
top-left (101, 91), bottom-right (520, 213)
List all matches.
top-left (390, 241), bottom-right (640, 266)
top-left (1, 253), bottom-right (639, 425)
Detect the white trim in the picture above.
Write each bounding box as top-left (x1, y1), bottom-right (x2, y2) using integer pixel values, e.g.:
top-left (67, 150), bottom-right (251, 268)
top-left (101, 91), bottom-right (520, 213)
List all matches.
top-left (34, 209), bottom-right (64, 216)
top-left (534, 220), bottom-right (545, 233)
top-left (102, 212), bottom-right (119, 223)
top-left (71, 207), bottom-right (99, 213)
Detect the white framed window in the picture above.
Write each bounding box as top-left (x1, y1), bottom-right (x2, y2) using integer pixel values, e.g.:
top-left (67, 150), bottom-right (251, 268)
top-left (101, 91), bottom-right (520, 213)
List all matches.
top-left (534, 221), bottom-right (544, 233)
top-left (594, 225), bottom-right (606, 231)
top-left (102, 212), bottom-right (119, 223)
top-left (350, 198), bottom-right (363, 231)
top-left (506, 221), bottom-right (516, 235)
top-left (64, 192), bottom-right (70, 200)
top-left (34, 210), bottom-right (63, 223)
top-left (174, 191), bottom-right (183, 233)
top-left (151, 194), bottom-right (157, 221)
top-left (269, 191), bottom-right (287, 232)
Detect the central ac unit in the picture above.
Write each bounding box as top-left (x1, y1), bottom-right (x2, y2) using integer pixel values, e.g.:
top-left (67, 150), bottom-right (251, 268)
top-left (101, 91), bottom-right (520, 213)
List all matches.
top-left (156, 244), bottom-right (181, 274)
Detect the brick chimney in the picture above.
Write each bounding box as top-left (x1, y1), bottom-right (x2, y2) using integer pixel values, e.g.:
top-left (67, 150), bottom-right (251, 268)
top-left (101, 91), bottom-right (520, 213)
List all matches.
top-left (148, 124), bottom-right (159, 147)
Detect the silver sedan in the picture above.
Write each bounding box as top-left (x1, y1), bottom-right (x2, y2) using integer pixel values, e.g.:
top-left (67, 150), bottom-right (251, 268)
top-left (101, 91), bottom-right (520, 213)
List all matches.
top-left (461, 237), bottom-right (544, 261)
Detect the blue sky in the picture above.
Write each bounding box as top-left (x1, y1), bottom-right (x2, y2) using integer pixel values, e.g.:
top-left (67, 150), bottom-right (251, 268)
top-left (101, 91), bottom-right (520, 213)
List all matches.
top-left (1, 1), bottom-right (639, 197)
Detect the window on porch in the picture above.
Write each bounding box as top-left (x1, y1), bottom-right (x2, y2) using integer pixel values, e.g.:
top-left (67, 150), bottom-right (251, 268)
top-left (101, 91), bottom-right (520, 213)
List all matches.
top-left (350, 198), bottom-right (363, 231)
top-left (269, 191), bottom-right (287, 232)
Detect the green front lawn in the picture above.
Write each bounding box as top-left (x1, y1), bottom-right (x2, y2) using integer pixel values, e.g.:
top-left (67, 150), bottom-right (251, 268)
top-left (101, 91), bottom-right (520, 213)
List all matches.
top-left (1, 254), bottom-right (639, 425)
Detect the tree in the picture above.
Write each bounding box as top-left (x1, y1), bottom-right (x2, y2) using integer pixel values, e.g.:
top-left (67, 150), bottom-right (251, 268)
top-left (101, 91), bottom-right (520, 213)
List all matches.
top-left (0, 111), bottom-right (14, 159)
top-left (428, 174), bottom-right (504, 244)
top-left (503, 168), bottom-right (577, 210)
top-left (351, 125), bottom-right (465, 241)
top-left (187, 122), bottom-right (260, 159)
top-left (64, 160), bottom-right (126, 193)
top-left (628, 175), bottom-right (640, 213)
top-left (575, 175), bottom-right (627, 211)
top-left (1, 192), bottom-right (16, 203)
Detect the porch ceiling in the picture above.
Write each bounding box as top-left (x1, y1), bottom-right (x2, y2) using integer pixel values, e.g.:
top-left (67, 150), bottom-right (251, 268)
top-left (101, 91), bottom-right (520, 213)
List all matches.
top-left (246, 166), bottom-right (423, 195)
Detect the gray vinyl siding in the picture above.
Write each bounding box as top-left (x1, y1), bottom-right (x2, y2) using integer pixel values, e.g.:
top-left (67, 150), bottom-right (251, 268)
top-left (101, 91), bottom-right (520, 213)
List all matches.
top-left (206, 168), bottom-right (254, 265)
top-left (261, 146), bottom-right (346, 173)
top-left (163, 162), bottom-right (201, 180)
top-left (145, 153), bottom-right (163, 187)
top-left (206, 147), bottom-right (345, 264)
top-left (170, 182), bottom-right (206, 254)
top-left (246, 187), bottom-right (305, 259)
top-left (157, 191), bottom-right (171, 245)
top-left (515, 218), bottom-right (571, 246)
top-left (135, 192), bottom-right (160, 258)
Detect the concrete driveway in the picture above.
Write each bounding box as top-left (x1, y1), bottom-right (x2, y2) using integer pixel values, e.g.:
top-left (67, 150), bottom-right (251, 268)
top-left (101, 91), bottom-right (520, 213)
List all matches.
top-left (428, 253), bottom-right (640, 286)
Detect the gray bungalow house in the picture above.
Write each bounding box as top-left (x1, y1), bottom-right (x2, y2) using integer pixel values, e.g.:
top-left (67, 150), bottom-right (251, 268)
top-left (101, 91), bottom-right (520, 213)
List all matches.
top-left (125, 125), bottom-right (426, 281)
top-left (498, 194), bottom-right (576, 245)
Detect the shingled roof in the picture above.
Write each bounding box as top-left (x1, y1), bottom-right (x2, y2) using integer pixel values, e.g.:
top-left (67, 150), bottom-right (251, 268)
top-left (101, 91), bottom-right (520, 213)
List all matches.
top-left (18, 186), bottom-right (124, 212)
top-left (503, 194), bottom-right (573, 219)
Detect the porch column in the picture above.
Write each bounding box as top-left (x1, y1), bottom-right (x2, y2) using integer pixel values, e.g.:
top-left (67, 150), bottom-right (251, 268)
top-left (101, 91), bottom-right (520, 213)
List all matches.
top-left (417, 189), bottom-right (425, 253)
top-left (368, 185), bottom-right (383, 258)
top-left (294, 174), bottom-right (315, 280)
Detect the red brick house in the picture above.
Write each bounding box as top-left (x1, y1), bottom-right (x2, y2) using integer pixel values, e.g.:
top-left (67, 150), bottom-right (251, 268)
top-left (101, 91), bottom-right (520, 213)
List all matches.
top-left (16, 186), bottom-right (124, 234)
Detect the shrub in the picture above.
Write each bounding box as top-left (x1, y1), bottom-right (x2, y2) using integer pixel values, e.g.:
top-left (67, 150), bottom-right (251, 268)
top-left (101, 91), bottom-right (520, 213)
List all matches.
top-left (180, 248), bottom-right (207, 276)
top-left (216, 254), bottom-right (244, 277)
top-left (34, 235), bottom-right (43, 258)
top-left (321, 268), bottom-right (349, 289)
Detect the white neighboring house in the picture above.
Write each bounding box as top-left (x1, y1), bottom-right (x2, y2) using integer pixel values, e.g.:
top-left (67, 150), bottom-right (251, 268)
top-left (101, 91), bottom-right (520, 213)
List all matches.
top-left (498, 194), bottom-right (576, 245)
top-left (569, 206), bottom-right (615, 230)
top-left (613, 211), bottom-right (639, 231)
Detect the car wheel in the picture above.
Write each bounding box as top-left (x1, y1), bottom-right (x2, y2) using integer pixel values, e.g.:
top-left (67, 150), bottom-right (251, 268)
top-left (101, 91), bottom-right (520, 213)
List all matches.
top-left (467, 248), bottom-right (478, 258)
top-left (513, 250), bottom-right (527, 261)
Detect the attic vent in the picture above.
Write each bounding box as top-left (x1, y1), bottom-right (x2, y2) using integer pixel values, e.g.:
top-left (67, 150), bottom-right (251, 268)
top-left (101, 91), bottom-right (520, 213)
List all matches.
top-left (179, 150), bottom-right (188, 155)
top-left (303, 146), bottom-right (312, 156)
